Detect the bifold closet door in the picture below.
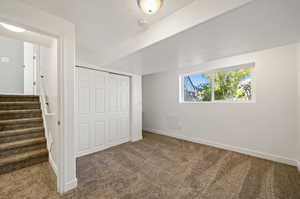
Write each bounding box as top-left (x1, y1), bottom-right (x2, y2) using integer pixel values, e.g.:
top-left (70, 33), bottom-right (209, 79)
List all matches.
top-left (77, 67), bottom-right (130, 157)
top-left (107, 74), bottom-right (130, 146)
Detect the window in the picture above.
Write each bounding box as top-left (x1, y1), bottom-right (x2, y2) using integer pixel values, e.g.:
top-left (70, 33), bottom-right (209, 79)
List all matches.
top-left (180, 64), bottom-right (254, 103)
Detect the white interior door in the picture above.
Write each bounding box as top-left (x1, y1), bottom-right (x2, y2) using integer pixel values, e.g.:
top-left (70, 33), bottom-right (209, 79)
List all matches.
top-left (76, 67), bottom-right (130, 157)
top-left (24, 42), bottom-right (36, 95)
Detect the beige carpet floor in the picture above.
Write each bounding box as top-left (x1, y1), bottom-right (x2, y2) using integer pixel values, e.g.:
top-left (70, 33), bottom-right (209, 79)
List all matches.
top-left (1, 131), bottom-right (300, 199)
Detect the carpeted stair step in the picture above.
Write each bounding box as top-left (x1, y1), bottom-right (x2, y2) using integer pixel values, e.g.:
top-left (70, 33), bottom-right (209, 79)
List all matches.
top-left (0, 109), bottom-right (42, 120)
top-left (0, 127), bottom-right (44, 143)
top-left (0, 117), bottom-right (43, 131)
top-left (0, 95), bottom-right (39, 102)
top-left (0, 102), bottom-right (40, 110)
top-left (0, 95), bottom-right (48, 175)
top-left (0, 142), bottom-right (46, 158)
top-left (0, 137), bottom-right (46, 157)
top-left (0, 149), bottom-right (48, 175)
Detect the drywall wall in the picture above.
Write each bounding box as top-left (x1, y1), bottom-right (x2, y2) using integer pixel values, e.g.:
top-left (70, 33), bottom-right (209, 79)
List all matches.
top-left (143, 43), bottom-right (299, 165)
top-left (0, 35), bottom-right (24, 93)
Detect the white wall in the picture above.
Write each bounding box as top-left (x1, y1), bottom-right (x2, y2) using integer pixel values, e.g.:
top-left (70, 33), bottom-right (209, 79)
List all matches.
top-left (0, 35), bottom-right (24, 93)
top-left (143, 43), bottom-right (299, 166)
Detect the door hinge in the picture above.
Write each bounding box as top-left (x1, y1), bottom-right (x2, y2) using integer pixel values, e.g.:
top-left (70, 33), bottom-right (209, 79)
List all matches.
top-left (33, 56), bottom-right (36, 60)
top-left (33, 81), bottom-right (36, 86)
top-left (57, 121), bottom-right (61, 126)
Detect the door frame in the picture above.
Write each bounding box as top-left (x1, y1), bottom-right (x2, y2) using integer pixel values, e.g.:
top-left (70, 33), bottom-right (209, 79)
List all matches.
top-left (0, 11), bottom-right (76, 194)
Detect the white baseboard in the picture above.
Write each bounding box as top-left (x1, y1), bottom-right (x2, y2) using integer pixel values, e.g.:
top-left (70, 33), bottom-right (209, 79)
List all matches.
top-left (297, 161), bottom-right (300, 172)
top-left (76, 138), bottom-right (131, 158)
top-left (49, 153), bottom-right (58, 176)
top-left (63, 178), bottom-right (78, 193)
top-left (143, 128), bottom-right (297, 167)
top-left (131, 136), bottom-right (143, 142)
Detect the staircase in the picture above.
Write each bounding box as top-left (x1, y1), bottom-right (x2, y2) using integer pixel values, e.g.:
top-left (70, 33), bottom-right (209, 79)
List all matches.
top-left (0, 95), bottom-right (48, 175)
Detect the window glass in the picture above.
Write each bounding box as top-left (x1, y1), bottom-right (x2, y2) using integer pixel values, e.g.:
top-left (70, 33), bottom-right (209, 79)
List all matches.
top-left (214, 68), bottom-right (252, 101)
top-left (184, 74), bottom-right (212, 102)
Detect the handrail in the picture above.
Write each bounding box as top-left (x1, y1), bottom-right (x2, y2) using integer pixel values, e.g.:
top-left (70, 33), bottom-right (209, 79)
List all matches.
top-left (39, 76), bottom-right (56, 152)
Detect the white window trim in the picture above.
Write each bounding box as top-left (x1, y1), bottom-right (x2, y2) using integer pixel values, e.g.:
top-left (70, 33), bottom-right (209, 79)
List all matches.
top-left (179, 62), bottom-right (256, 104)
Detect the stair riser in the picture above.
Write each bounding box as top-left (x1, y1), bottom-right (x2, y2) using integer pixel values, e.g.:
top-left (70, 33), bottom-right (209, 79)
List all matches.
top-left (0, 132), bottom-right (44, 143)
top-left (0, 104), bottom-right (40, 110)
top-left (0, 97), bottom-right (39, 102)
top-left (0, 121), bottom-right (43, 131)
top-left (0, 155), bottom-right (48, 175)
top-left (0, 143), bottom-right (47, 158)
top-left (0, 111), bottom-right (41, 120)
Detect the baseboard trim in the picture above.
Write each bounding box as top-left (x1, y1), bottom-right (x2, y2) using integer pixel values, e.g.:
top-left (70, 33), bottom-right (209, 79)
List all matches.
top-left (64, 178), bottom-right (78, 193)
top-left (76, 138), bottom-right (131, 158)
top-left (297, 161), bottom-right (300, 172)
top-left (49, 153), bottom-right (58, 176)
top-left (143, 128), bottom-right (297, 167)
top-left (131, 136), bottom-right (143, 142)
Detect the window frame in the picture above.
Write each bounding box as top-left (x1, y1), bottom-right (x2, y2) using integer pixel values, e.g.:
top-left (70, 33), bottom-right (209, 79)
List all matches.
top-left (179, 63), bottom-right (256, 104)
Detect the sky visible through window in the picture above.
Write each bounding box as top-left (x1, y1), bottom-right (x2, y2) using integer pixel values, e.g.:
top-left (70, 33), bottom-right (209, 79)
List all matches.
top-left (189, 74), bottom-right (209, 88)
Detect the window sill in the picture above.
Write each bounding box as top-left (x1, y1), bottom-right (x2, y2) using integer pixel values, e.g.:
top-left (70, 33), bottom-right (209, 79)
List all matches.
top-left (179, 100), bottom-right (256, 104)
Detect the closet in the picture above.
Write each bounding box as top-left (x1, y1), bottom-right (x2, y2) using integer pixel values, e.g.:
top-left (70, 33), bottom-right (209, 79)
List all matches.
top-left (76, 67), bottom-right (130, 157)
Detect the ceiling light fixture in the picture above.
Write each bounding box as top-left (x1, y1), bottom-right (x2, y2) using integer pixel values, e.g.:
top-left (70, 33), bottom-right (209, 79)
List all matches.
top-left (137, 0), bottom-right (163, 15)
top-left (0, 23), bottom-right (26, 33)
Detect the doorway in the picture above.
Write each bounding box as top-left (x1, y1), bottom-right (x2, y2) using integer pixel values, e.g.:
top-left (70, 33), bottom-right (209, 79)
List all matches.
top-left (0, 23), bottom-right (60, 191)
top-left (23, 42), bottom-right (38, 95)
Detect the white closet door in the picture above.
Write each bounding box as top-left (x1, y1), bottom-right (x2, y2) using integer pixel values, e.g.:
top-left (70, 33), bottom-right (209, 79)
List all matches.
top-left (107, 74), bottom-right (130, 147)
top-left (92, 70), bottom-right (108, 150)
top-left (77, 68), bottom-right (92, 154)
top-left (76, 68), bottom-right (130, 157)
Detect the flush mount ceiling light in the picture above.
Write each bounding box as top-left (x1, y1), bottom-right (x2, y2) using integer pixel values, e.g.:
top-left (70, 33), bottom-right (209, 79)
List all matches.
top-left (137, 0), bottom-right (164, 15)
top-left (0, 23), bottom-right (26, 33)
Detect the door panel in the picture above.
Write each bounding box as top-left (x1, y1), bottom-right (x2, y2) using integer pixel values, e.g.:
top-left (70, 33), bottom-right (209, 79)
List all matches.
top-left (78, 69), bottom-right (90, 114)
top-left (108, 76), bottom-right (119, 113)
top-left (79, 88), bottom-right (90, 114)
top-left (94, 121), bottom-right (105, 147)
top-left (78, 124), bottom-right (90, 151)
top-left (120, 78), bottom-right (130, 112)
top-left (120, 118), bottom-right (130, 139)
top-left (95, 89), bottom-right (105, 113)
top-left (24, 42), bottom-right (34, 95)
top-left (76, 68), bottom-right (130, 157)
top-left (108, 119), bottom-right (118, 143)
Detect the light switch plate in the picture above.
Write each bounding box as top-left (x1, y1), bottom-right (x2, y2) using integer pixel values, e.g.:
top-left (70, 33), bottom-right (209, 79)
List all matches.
top-left (0, 57), bottom-right (10, 63)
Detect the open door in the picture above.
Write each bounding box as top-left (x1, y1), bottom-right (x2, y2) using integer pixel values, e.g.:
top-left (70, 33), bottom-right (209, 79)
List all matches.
top-left (24, 42), bottom-right (38, 95)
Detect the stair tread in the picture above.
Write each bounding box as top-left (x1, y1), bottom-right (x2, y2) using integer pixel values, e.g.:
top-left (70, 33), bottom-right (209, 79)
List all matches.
top-left (0, 109), bottom-right (41, 114)
top-left (0, 102), bottom-right (40, 105)
top-left (0, 95), bottom-right (46, 174)
top-left (0, 95), bottom-right (39, 98)
top-left (0, 137), bottom-right (46, 151)
top-left (0, 127), bottom-right (44, 137)
top-left (0, 117), bottom-right (42, 125)
top-left (0, 148), bottom-right (47, 166)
